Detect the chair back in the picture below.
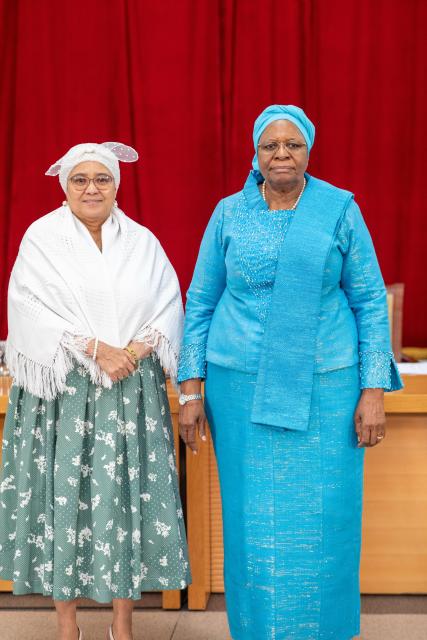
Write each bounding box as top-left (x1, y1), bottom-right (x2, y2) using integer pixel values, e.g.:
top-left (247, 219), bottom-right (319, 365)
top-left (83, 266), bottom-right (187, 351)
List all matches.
top-left (386, 283), bottom-right (404, 362)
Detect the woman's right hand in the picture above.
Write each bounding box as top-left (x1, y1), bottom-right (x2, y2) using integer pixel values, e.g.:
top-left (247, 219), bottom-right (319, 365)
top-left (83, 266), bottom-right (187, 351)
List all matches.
top-left (88, 340), bottom-right (136, 383)
top-left (178, 380), bottom-right (207, 454)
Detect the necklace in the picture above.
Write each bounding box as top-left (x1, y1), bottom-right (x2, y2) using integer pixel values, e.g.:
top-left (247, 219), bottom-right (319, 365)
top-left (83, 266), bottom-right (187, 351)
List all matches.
top-left (261, 177), bottom-right (307, 211)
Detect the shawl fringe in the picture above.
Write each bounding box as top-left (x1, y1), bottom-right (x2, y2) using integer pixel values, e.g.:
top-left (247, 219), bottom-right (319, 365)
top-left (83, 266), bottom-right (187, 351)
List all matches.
top-left (6, 327), bottom-right (177, 401)
top-left (134, 324), bottom-right (179, 388)
top-left (6, 341), bottom-right (75, 401)
top-left (6, 335), bottom-right (113, 401)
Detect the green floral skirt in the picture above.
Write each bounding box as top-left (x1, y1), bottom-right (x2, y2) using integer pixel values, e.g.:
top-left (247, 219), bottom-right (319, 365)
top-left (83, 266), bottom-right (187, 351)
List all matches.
top-left (0, 355), bottom-right (190, 602)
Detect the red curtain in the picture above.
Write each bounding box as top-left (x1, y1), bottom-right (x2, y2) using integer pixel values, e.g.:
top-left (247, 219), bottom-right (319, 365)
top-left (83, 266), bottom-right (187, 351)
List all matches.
top-left (1, 0), bottom-right (426, 344)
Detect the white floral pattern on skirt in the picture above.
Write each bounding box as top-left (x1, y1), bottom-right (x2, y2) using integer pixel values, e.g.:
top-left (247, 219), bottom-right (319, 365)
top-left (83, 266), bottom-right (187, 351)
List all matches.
top-left (0, 354), bottom-right (190, 602)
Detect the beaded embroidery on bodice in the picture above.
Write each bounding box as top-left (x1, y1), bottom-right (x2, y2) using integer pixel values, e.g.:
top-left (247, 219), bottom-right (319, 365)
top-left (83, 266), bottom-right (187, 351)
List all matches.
top-left (234, 194), bottom-right (295, 325)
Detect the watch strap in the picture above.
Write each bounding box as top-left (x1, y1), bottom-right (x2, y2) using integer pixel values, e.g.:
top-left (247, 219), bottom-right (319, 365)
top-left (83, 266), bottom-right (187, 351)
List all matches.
top-left (180, 393), bottom-right (202, 404)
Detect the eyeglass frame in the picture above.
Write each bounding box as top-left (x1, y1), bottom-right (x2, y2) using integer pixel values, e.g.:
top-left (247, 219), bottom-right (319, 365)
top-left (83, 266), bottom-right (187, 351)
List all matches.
top-left (257, 141), bottom-right (307, 155)
top-left (67, 174), bottom-right (115, 191)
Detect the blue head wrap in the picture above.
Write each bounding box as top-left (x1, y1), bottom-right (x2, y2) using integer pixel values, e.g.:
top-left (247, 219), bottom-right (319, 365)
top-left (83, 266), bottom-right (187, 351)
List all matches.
top-left (252, 104), bottom-right (315, 171)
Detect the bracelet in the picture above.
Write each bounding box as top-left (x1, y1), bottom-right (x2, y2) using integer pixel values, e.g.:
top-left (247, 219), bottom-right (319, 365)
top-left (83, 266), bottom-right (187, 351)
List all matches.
top-left (178, 393), bottom-right (203, 406)
top-left (124, 346), bottom-right (138, 363)
top-left (92, 337), bottom-right (99, 361)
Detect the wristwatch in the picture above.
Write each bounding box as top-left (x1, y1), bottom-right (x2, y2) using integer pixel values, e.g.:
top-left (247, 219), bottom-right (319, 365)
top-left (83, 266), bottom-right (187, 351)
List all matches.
top-left (178, 393), bottom-right (203, 406)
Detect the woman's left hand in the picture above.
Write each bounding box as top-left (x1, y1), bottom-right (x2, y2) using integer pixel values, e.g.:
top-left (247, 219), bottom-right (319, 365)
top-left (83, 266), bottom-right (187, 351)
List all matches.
top-left (126, 341), bottom-right (153, 361)
top-left (354, 388), bottom-right (386, 447)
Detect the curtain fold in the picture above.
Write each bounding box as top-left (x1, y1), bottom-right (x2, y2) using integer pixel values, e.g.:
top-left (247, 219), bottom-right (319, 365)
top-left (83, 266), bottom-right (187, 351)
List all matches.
top-left (0, 0), bottom-right (425, 344)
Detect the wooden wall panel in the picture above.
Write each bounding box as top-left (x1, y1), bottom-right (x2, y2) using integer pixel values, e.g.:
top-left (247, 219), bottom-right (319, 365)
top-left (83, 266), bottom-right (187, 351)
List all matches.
top-left (209, 439), bottom-right (224, 593)
top-left (360, 414), bottom-right (427, 593)
top-left (186, 423), bottom-right (212, 609)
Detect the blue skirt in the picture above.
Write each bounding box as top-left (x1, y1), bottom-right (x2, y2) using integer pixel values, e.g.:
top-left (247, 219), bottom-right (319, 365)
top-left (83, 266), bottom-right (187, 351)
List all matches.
top-left (205, 363), bottom-right (364, 640)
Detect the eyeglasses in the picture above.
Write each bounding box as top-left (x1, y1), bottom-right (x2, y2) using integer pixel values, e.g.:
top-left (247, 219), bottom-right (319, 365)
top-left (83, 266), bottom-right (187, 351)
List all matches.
top-left (68, 174), bottom-right (114, 190)
top-left (257, 141), bottom-right (307, 154)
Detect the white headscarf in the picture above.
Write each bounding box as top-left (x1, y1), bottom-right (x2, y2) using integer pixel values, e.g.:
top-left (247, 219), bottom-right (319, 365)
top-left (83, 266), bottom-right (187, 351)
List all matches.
top-left (45, 141), bottom-right (138, 192)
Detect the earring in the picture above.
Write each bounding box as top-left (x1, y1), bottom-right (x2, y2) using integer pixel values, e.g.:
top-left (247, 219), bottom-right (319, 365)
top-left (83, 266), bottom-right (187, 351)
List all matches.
top-left (62, 200), bottom-right (67, 207)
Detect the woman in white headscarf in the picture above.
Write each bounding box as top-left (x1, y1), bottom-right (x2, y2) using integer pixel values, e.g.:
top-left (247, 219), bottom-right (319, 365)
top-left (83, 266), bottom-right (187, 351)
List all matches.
top-left (0, 142), bottom-right (190, 640)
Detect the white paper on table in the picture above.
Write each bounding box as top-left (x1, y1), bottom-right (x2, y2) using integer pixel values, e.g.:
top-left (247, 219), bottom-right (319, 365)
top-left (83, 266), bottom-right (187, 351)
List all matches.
top-left (397, 362), bottom-right (427, 375)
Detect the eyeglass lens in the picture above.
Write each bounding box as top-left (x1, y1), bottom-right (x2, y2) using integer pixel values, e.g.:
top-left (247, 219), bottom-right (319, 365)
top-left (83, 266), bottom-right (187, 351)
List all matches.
top-left (69, 175), bottom-right (113, 190)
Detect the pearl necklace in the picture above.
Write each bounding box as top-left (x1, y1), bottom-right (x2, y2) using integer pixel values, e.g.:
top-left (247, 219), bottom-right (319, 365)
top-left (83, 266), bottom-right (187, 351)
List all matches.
top-left (261, 177), bottom-right (307, 211)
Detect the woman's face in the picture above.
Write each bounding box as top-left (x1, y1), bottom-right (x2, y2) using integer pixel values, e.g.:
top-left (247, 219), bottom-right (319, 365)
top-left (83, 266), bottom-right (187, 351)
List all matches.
top-left (66, 161), bottom-right (116, 224)
top-left (257, 119), bottom-right (309, 189)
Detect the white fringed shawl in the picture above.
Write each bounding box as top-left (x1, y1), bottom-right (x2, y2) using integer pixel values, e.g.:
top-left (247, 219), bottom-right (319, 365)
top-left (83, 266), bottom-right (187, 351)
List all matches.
top-left (6, 205), bottom-right (184, 400)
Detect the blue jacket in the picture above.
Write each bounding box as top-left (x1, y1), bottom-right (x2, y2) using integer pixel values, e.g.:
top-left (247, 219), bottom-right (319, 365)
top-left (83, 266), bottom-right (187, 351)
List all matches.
top-left (178, 172), bottom-right (402, 397)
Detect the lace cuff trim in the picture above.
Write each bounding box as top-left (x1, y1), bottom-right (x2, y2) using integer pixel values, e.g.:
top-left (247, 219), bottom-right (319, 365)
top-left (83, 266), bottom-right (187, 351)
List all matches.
top-left (359, 350), bottom-right (402, 391)
top-left (177, 343), bottom-right (207, 382)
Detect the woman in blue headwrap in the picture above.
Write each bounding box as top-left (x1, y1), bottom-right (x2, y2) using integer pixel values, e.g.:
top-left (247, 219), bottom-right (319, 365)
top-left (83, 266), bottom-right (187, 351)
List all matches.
top-left (177, 105), bottom-right (402, 640)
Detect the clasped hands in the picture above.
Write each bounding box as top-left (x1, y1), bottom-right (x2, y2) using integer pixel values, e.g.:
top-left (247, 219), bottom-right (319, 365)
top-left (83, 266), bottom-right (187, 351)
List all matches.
top-left (87, 339), bottom-right (153, 383)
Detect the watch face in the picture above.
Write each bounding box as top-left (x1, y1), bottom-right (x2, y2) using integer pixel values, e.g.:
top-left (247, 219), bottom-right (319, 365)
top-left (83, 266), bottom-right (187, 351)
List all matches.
top-left (178, 396), bottom-right (186, 406)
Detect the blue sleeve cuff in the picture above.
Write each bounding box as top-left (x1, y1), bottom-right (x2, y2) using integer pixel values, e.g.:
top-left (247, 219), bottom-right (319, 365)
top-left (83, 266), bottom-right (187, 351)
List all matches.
top-left (359, 351), bottom-right (404, 391)
top-left (177, 343), bottom-right (207, 382)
